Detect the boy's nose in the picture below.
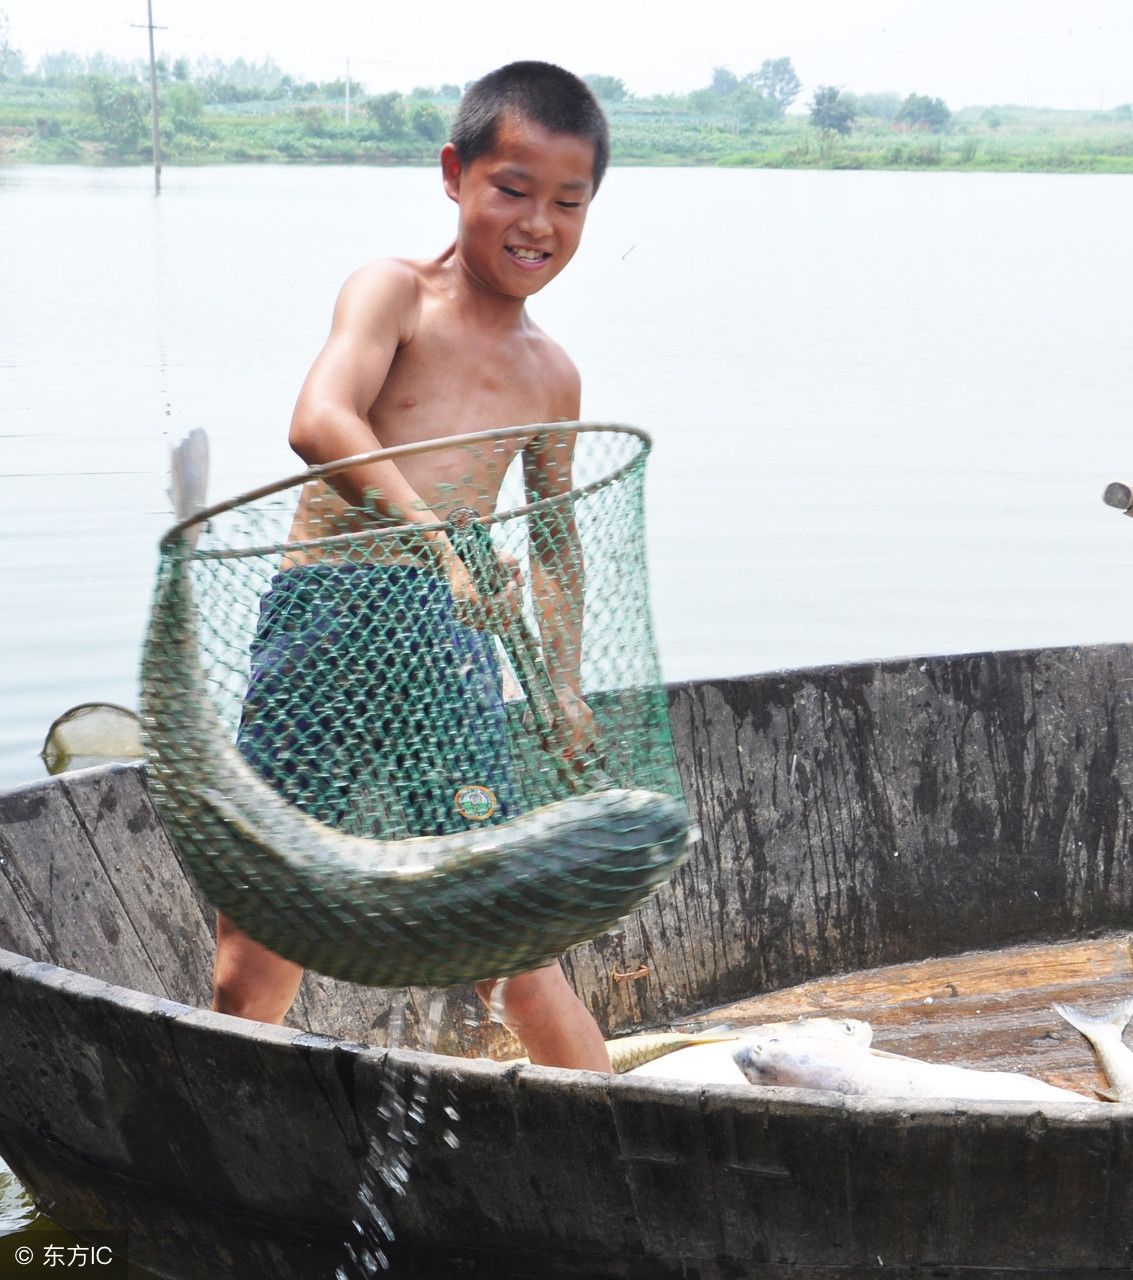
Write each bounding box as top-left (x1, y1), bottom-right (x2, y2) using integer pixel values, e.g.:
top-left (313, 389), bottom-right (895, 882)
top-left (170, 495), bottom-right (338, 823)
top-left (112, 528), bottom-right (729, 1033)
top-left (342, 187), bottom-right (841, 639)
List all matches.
top-left (517, 205), bottom-right (553, 239)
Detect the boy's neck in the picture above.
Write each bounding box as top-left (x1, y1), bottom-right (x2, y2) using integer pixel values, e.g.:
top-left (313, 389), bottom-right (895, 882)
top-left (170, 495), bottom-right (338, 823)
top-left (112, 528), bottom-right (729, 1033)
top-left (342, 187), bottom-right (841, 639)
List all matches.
top-left (440, 244), bottom-right (532, 330)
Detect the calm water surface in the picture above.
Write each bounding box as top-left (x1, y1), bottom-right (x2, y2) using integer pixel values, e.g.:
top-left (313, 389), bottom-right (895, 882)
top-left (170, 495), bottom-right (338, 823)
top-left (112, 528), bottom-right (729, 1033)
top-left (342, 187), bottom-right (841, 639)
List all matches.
top-left (2, 159), bottom-right (1133, 1270)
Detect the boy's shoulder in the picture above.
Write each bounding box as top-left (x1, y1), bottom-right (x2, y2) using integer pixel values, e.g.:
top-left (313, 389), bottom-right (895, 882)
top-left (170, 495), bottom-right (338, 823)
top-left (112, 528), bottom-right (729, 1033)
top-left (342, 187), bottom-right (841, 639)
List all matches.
top-left (330, 256), bottom-right (434, 343)
top-left (523, 322), bottom-right (581, 400)
top-left (337, 256), bottom-right (427, 308)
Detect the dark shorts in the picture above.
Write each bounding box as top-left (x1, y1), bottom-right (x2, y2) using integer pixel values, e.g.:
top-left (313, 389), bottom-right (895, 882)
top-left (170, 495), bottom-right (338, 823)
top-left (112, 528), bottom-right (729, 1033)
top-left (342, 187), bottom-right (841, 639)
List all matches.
top-left (237, 563), bottom-right (518, 837)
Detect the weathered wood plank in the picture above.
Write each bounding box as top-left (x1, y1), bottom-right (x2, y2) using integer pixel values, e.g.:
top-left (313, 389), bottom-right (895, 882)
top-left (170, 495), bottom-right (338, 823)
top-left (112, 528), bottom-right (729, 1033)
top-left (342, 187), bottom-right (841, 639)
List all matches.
top-left (59, 764), bottom-right (216, 1007)
top-left (509, 1070), bottom-right (641, 1254)
top-left (0, 854), bottom-right (53, 963)
top-left (164, 1008), bottom-right (362, 1218)
top-left (570, 646), bottom-right (1133, 1035)
top-left (610, 1078), bottom-right (723, 1258)
top-left (0, 775), bottom-right (164, 994)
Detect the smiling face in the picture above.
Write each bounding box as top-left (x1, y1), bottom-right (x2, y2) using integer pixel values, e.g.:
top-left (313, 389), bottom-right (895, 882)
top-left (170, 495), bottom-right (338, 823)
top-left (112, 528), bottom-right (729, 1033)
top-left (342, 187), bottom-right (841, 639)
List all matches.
top-left (441, 112), bottom-right (596, 301)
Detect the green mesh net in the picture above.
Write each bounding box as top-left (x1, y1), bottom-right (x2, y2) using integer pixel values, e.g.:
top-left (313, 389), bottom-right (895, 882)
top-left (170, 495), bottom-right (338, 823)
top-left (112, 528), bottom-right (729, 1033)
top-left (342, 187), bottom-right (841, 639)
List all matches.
top-left (141, 423), bottom-right (691, 987)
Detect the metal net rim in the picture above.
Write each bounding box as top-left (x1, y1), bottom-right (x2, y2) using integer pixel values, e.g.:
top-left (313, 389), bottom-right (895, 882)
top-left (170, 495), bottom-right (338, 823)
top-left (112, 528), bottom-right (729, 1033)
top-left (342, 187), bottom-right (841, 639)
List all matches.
top-left (163, 421), bottom-right (651, 554)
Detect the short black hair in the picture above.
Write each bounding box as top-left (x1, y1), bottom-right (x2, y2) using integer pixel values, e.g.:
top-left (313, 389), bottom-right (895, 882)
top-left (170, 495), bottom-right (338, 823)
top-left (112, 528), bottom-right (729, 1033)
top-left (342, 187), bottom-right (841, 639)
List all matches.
top-left (451, 61), bottom-right (610, 192)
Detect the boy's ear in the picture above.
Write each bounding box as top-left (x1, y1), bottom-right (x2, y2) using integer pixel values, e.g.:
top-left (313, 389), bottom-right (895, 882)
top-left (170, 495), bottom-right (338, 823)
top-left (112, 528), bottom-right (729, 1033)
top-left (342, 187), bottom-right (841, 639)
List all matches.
top-left (440, 143), bottom-right (462, 203)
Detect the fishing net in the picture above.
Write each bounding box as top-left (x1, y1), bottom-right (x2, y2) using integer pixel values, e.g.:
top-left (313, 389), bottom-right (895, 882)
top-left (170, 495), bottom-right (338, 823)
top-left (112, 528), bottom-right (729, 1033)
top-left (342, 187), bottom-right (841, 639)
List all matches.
top-left (140, 423), bottom-right (691, 987)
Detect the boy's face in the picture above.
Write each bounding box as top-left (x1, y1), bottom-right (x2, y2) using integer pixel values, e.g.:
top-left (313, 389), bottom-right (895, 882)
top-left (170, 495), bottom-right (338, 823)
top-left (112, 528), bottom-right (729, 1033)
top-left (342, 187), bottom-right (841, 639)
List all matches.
top-left (442, 113), bottom-right (596, 300)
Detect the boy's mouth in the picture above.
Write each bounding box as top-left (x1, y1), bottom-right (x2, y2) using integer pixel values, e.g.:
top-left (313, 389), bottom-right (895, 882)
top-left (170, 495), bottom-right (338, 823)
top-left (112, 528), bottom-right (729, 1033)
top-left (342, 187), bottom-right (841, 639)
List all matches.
top-left (505, 245), bottom-right (551, 266)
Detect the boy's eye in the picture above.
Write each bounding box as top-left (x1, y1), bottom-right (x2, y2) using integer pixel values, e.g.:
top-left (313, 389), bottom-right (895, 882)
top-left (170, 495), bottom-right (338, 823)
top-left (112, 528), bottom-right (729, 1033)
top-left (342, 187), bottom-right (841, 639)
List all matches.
top-left (556, 201), bottom-right (582, 209)
top-left (498, 186), bottom-right (525, 198)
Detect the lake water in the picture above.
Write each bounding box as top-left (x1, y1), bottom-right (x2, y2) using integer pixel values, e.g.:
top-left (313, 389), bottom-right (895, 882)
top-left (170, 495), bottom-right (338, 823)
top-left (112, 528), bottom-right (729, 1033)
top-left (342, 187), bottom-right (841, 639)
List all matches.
top-left (3, 164), bottom-right (1133, 788)
top-left (1, 158), bottom-right (1133, 1270)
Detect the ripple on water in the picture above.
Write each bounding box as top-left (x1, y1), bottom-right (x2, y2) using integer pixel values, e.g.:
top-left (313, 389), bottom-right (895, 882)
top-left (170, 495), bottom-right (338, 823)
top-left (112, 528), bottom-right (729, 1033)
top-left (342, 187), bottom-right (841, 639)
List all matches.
top-left (0, 1160), bottom-right (36, 1236)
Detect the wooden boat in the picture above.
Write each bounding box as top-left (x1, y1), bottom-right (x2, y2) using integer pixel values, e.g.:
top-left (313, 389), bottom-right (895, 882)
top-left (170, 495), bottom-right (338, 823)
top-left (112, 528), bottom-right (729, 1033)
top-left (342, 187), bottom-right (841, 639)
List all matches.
top-left (3, 644), bottom-right (1133, 1278)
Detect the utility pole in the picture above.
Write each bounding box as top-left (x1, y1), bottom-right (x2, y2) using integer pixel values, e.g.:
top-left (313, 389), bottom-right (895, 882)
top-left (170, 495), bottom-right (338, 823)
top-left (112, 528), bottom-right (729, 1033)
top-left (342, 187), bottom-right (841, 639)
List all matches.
top-left (145, 0), bottom-right (162, 193)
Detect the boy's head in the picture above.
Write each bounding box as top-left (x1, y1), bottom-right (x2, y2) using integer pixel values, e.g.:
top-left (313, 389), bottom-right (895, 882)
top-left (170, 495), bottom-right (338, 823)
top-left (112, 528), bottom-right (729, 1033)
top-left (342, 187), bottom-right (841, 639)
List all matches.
top-left (451, 61), bottom-right (609, 193)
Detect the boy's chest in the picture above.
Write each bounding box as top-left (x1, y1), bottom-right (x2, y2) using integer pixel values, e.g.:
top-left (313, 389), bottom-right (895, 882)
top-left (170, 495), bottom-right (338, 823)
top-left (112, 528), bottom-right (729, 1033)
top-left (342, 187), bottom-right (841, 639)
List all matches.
top-left (372, 326), bottom-right (564, 435)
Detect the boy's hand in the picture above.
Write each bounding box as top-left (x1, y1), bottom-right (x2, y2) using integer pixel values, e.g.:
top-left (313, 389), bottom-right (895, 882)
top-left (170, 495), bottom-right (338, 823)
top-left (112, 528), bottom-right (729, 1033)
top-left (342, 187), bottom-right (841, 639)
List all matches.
top-left (444, 543), bottom-right (523, 632)
top-left (549, 686), bottom-right (597, 761)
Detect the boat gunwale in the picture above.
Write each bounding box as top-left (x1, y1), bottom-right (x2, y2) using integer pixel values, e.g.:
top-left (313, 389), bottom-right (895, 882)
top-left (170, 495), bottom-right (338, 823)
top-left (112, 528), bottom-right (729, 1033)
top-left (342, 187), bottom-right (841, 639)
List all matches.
top-left (0, 943), bottom-right (1126, 1126)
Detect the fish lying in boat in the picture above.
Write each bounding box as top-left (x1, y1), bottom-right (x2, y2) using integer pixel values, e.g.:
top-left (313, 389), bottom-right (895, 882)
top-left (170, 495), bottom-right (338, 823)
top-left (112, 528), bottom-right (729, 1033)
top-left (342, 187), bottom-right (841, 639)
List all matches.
top-left (627, 1017), bottom-right (873, 1085)
top-left (1053, 996), bottom-right (1133, 1102)
top-left (507, 1029), bottom-right (740, 1074)
top-left (609, 1030), bottom-right (739, 1074)
top-left (733, 1034), bottom-right (1090, 1103)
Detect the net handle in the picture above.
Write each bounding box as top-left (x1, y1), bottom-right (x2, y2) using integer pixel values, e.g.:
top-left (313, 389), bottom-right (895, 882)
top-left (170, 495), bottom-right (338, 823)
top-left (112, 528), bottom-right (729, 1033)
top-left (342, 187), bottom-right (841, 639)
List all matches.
top-left (162, 421), bottom-right (651, 548)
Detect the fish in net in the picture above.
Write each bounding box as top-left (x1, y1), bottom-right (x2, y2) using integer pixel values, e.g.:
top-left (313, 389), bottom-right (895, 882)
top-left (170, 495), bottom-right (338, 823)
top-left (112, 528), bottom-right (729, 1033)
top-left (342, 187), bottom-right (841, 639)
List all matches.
top-left (140, 423), bottom-right (692, 987)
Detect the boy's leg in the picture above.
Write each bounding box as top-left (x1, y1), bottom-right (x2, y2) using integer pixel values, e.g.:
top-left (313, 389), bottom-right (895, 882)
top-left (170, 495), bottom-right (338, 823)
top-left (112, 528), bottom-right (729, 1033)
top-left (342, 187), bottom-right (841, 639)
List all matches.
top-left (477, 964), bottom-right (612, 1072)
top-left (212, 911), bottom-right (304, 1024)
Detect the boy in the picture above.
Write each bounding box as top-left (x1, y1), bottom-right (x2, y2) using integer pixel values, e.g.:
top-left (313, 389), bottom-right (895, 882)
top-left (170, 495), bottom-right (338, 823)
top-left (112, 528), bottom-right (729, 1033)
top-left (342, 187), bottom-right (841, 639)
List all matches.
top-left (213, 62), bottom-right (614, 1072)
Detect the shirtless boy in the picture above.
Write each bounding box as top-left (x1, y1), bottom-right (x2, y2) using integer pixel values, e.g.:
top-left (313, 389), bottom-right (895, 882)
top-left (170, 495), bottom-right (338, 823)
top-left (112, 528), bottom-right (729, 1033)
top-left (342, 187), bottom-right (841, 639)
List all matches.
top-left (212, 61), bottom-right (613, 1072)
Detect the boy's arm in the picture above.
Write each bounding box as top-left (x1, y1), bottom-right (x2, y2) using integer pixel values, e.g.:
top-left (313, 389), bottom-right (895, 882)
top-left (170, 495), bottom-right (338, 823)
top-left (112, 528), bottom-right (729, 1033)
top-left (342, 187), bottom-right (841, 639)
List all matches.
top-left (522, 358), bottom-right (593, 753)
top-left (523, 423), bottom-right (584, 697)
top-left (289, 259), bottom-right (461, 575)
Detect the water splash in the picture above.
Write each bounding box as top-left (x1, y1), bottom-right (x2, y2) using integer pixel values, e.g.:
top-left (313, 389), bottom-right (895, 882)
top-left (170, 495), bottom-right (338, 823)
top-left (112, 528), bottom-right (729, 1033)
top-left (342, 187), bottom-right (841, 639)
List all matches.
top-left (337, 993), bottom-right (462, 1277)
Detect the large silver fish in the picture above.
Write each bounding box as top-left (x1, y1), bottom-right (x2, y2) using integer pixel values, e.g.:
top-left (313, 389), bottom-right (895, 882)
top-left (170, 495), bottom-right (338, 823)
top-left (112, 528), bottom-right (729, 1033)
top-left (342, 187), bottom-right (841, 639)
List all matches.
top-left (629, 1017), bottom-right (873, 1085)
top-left (141, 446), bottom-right (693, 989)
top-left (733, 1034), bottom-right (1089, 1103)
top-left (1053, 996), bottom-right (1133, 1102)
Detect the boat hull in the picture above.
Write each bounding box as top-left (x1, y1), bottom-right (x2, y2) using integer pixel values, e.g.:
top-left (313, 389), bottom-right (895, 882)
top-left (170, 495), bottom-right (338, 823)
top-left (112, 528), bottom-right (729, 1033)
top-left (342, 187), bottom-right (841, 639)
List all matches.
top-left (4, 644), bottom-right (1133, 1276)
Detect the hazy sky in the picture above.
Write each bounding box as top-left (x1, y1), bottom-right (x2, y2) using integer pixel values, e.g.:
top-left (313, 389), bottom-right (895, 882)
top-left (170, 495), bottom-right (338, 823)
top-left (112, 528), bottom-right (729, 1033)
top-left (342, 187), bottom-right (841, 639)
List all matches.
top-left (4, 1), bottom-right (1133, 110)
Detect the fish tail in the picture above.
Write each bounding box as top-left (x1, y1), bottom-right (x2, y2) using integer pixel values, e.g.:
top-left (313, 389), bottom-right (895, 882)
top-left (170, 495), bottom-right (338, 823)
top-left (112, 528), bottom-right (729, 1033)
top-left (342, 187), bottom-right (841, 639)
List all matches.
top-left (1053, 995), bottom-right (1133, 1037)
top-left (169, 428), bottom-right (210, 524)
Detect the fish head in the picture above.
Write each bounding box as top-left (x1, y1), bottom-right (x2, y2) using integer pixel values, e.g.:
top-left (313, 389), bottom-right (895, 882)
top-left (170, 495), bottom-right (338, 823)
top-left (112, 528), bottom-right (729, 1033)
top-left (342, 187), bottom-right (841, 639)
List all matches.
top-left (733, 1034), bottom-right (863, 1091)
top-left (743, 1016), bottom-right (873, 1048)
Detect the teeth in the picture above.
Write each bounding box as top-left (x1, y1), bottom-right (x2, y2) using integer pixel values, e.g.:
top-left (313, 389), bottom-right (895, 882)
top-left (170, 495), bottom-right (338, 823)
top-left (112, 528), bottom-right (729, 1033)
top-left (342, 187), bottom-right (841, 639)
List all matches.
top-left (510, 247), bottom-right (545, 260)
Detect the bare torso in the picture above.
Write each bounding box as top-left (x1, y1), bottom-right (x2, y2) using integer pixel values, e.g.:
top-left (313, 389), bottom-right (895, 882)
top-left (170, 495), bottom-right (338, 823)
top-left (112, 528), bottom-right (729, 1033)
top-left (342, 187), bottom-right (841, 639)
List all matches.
top-left (287, 252), bottom-right (577, 558)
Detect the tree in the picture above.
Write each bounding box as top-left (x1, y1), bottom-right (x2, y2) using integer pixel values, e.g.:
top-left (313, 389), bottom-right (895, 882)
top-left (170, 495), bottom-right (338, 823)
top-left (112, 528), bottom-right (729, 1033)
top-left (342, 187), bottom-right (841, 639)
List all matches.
top-left (584, 74), bottom-right (627, 103)
top-left (845, 91), bottom-right (902, 122)
top-left (747, 57), bottom-right (800, 116)
top-left (809, 86), bottom-right (855, 135)
top-left (86, 74), bottom-right (148, 155)
top-left (410, 101), bottom-right (445, 142)
top-left (0, 9), bottom-right (25, 79)
top-left (362, 91), bottom-right (407, 138)
top-left (895, 93), bottom-right (951, 132)
top-left (37, 50), bottom-right (88, 84)
top-left (710, 66), bottom-right (740, 97)
top-left (162, 82), bottom-right (207, 141)
top-left (733, 85), bottom-right (776, 127)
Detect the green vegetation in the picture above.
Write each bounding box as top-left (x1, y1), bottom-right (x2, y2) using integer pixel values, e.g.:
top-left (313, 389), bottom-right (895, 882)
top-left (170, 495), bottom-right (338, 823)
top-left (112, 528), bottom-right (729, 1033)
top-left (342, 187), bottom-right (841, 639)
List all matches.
top-left (1, 34), bottom-right (1131, 174)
